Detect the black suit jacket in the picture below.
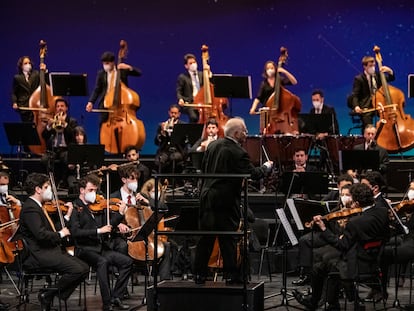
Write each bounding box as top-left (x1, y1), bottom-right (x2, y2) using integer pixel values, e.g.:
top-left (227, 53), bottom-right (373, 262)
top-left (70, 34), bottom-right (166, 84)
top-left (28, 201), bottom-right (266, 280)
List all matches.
top-left (41, 115), bottom-right (78, 149)
top-left (11, 71), bottom-right (41, 106)
top-left (69, 198), bottom-right (124, 253)
top-left (176, 71), bottom-right (204, 103)
top-left (199, 137), bottom-right (267, 230)
top-left (19, 197), bottom-right (63, 268)
top-left (350, 71), bottom-right (395, 110)
top-left (88, 68), bottom-right (142, 108)
top-left (309, 104), bottom-right (339, 135)
top-left (353, 142), bottom-right (389, 173)
top-left (321, 204), bottom-right (389, 279)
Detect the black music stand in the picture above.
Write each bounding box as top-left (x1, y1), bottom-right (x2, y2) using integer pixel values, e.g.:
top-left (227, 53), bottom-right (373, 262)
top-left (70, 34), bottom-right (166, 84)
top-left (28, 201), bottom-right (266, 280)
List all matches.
top-left (289, 199), bottom-right (329, 231)
top-left (170, 124), bottom-right (204, 147)
top-left (280, 172), bottom-right (329, 197)
top-left (49, 72), bottom-right (88, 96)
top-left (339, 150), bottom-right (379, 172)
top-left (298, 113), bottom-right (333, 135)
top-left (4, 122), bottom-right (41, 188)
top-left (212, 75), bottom-right (252, 116)
top-left (67, 144), bottom-right (105, 171)
top-left (132, 211), bottom-right (165, 306)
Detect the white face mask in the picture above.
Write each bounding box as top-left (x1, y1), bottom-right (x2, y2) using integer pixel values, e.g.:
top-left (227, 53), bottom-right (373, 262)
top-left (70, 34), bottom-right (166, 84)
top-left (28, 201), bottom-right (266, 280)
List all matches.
top-left (42, 186), bottom-right (53, 202)
top-left (103, 64), bottom-right (113, 72)
top-left (22, 64), bottom-right (32, 73)
top-left (312, 101), bottom-right (323, 111)
top-left (127, 181), bottom-right (138, 193)
top-left (85, 191), bottom-right (96, 204)
top-left (0, 185), bottom-right (8, 194)
top-left (407, 189), bottom-right (414, 200)
top-left (189, 63), bottom-right (197, 72)
top-left (367, 66), bottom-right (375, 75)
top-left (340, 195), bottom-right (352, 207)
top-left (266, 69), bottom-right (275, 77)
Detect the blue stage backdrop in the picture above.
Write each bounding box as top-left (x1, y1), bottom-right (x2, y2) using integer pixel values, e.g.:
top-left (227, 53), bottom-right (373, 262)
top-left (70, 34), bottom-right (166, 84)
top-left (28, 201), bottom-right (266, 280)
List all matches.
top-left (1, 0), bottom-right (414, 156)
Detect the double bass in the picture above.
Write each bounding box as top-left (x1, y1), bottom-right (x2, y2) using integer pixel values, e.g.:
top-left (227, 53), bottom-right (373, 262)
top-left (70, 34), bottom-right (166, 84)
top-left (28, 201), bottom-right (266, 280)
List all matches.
top-left (100, 40), bottom-right (146, 154)
top-left (192, 45), bottom-right (228, 137)
top-left (28, 40), bottom-right (61, 155)
top-left (372, 46), bottom-right (414, 153)
top-left (265, 47), bottom-right (301, 134)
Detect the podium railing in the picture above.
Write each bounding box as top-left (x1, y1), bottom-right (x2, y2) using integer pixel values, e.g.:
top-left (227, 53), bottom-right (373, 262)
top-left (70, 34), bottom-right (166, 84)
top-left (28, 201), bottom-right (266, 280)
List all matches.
top-left (152, 172), bottom-right (251, 311)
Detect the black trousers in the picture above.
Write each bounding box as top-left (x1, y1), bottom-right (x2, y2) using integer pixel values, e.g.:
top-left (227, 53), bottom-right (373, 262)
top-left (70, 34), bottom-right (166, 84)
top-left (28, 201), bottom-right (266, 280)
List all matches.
top-left (77, 249), bottom-right (132, 306)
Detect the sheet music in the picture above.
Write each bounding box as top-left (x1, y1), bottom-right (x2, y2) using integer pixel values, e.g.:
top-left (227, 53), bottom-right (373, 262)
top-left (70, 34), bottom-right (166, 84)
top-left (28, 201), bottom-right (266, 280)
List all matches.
top-left (286, 198), bottom-right (304, 231)
top-left (276, 208), bottom-right (298, 246)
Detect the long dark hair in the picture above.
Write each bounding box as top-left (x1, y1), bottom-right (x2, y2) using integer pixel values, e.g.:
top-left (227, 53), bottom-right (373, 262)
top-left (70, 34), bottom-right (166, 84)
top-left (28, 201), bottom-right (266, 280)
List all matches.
top-left (16, 56), bottom-right (33, 74)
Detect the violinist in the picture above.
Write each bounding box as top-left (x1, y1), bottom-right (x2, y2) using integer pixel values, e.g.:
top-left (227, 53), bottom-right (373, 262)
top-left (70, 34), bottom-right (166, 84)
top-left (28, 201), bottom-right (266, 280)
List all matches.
top-left (360, 170), bottom-right (388, 207)
top-left (41, 98), bottom-right (78, 188)
top-left (348, 55), bottom-right (395, 131)
top-left (354, 124), bottom-right (389, 175)
top-left (18, 173), bottom-right (89, 311)
top-left (70, 174), bottom-right (132, 311)
top-left (124, 145), bottom-right (150, 188)
top-left (249, 60), bottom-right (297, 115)
top-left (11, 56), bottom-right (45, 123)
top-left (293, 183), bottom-right (390, 310)
top-left (292, 182), bottom-right (353, 287)
top-left (154, 104), bottom-right (187, 173)
top-left (176, 53), bottom-right (206, 123)
top-left (85, 51), bottom-right (142, 124)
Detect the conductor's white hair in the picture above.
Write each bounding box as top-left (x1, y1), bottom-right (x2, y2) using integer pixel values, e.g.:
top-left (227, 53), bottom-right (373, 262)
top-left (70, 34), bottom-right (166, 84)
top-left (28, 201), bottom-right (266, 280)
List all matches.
top-left (224, 117), bottom-right (245, 137)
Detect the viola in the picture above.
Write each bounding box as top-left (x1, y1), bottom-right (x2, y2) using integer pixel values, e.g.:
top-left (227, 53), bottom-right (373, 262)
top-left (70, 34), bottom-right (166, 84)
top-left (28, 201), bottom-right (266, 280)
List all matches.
top-left (43, 199), bottom-right (69, 214)
top-left (305, 207), bottom-right (362, 228)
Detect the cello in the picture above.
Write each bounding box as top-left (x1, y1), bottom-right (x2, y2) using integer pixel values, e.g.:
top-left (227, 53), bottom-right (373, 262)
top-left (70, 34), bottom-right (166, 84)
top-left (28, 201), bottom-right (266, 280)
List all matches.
top-left (372, 45), bottom-right (414, 153)
top-left (100, 40), bottom-right (146, 154)
top-left (265, 47), bottom-right (301, 134)
top-left (192, 44), bottom-right (228, 137)
top-left (28, 40), bottom-right (61, 155)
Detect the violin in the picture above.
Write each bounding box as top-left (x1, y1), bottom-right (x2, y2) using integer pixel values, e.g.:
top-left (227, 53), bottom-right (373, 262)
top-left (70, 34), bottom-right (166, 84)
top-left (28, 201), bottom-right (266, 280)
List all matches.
top-left (393, 199), bottom-right (414, 214)
top-left (43, 199), bottom-right (69, 214)
top-left (88, 195), bottom-right (126, 213)
top-left (305, 207), bottom-right (362, 228)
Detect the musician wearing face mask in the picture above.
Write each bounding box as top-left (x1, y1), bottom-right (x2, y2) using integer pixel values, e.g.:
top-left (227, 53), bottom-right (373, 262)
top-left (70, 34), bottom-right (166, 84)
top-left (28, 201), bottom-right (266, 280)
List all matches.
top-left (11, 56), bottom-right (46, 123)
top-left (85, 51), bottom-right (142, 124)
top-left (353, 124), bottom-right (389, 175)
top-left (176, 53), bottom-right (207, 123)
top-left (348, 55), bottom-right (395, 131)
top-left (70, 174), bottom-right (132, 311)
top-left (309, 89), bottom-right (339, 138)
top-left (0, 171), bottom-right (21, 208)
top-left (249, 60), bottom-right (297, 115)
top-left (154, 104), bottom-right (187, 173)
top-left (18, 173), bottom-right (89, 311)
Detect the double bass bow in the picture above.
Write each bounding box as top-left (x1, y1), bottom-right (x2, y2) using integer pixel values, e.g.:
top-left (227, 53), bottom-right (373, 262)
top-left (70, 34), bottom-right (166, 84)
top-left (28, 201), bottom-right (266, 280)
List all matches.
top-left (372, 46), bottom-right (414, 153)
top-left (100, 40), bottom-right (146, 154)
top-left (265, 47), bottom-right (301, 135)
top-left (28, 40), bottom-right (62, 155)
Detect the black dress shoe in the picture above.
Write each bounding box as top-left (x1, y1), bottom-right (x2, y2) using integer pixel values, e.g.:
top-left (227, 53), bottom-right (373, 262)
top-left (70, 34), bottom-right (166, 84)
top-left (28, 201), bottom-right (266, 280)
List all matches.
top-left (292, 274), bottom-right (310, 286)
top-left (194, 274), bottom-right (206, 285)
top-left (38, 289), bottom-right (57, 311)
top-left (292, 289), bottom-right (316, 311)
top-left (111, 297), bottom-right (129, 310)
